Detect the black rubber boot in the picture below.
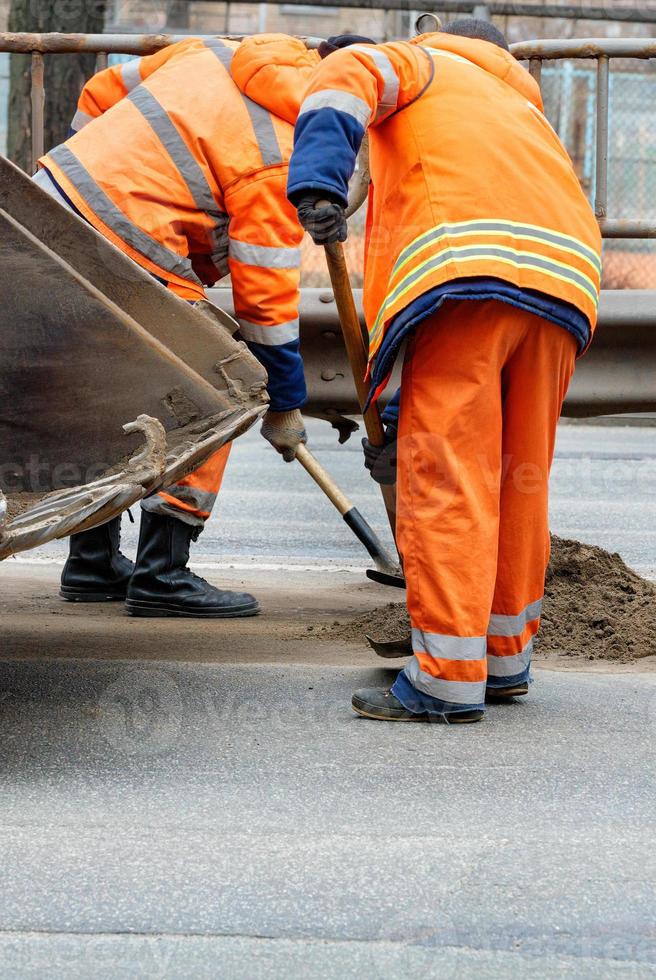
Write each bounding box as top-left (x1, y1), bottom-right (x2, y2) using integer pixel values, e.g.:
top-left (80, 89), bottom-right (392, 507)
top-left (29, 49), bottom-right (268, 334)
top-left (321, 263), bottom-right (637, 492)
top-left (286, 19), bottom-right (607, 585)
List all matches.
top-left (352, 688), bottom-right (484, 724)
top-left (125, 510), bottom-right (260, 618)
top-left (60, 517), bottom-right (134, 602)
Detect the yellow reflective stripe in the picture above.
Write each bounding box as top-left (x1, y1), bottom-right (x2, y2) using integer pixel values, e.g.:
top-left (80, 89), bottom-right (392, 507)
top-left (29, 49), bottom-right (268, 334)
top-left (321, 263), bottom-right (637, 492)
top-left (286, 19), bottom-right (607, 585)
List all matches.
top-left (372, 226), bottom-right (600, 341)
top-left (388, 240), bottom-right (600, 306)
top-left (371, 255), bottom-right (598, 346)
top-left (391, 218), bottom-right (602, 280)
top-left (390, 225), bottom-right (602, 289)
top-left (371, 253), bottom-right (598, 347)
top-left (370, 247), bottom-right (599, 344)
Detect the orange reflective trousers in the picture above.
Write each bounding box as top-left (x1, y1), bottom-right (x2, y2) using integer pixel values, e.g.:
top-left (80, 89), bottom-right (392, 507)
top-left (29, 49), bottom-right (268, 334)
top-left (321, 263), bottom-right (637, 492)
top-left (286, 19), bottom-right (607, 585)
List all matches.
top-left (392, 299), bottom-right (577, 715)
top-left (142, 443), bottom-right (232, 526)
top-left (140, 280), bottom-right (232, 527)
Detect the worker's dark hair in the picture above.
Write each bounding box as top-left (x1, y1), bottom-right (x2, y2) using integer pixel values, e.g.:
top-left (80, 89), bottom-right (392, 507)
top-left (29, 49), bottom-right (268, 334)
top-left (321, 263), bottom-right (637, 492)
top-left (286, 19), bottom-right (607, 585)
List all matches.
top-left (318, 34), bottom-right (376, 59)
top-left (441, 19), bottom-right (510, 51)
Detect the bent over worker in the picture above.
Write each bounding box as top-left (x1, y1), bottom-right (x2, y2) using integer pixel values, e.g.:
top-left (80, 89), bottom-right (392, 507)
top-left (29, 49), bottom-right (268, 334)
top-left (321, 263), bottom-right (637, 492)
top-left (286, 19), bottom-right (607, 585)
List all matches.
top-left (289, 22), bottom-right (602, 721)
top-left (34, 34), bottom-right (317, 617)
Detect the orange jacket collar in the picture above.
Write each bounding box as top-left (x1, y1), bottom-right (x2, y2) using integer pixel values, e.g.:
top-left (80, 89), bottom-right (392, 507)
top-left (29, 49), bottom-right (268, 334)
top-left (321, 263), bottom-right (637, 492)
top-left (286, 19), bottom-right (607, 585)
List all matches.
top-left (411, 32), bottom-right (543, 110)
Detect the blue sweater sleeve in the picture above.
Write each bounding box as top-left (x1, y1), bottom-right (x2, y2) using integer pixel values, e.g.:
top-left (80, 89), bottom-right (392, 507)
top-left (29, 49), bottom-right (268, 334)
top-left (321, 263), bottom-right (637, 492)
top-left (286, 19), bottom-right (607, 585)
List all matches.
top-left (381, 388), bottom-right (401, 427)
top-left (244, 338), bottom-right (307, 413)
top-left (288, 108), bottom-right (365, 207)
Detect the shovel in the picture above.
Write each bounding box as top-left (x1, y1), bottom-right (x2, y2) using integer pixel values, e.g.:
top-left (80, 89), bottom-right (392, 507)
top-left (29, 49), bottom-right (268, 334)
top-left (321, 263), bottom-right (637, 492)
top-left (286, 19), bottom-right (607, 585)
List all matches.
top-left (318, 211), bottom-right (404, 589)
top-left (295, 444), bottom-right (403, 586)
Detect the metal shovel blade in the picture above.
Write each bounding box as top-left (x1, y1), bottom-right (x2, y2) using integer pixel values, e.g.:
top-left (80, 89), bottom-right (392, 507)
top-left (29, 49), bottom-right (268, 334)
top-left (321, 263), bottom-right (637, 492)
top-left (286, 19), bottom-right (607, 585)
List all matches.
top-left (365, 633), bottom-right (413, 658)
top-left (366, 567), bottom-right (406, 589)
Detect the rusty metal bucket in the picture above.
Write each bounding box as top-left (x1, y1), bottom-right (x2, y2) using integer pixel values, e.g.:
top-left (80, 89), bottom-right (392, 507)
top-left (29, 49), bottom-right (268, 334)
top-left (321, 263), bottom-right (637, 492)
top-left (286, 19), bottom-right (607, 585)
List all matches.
top-left (0, 156), bottom-right (268, 559)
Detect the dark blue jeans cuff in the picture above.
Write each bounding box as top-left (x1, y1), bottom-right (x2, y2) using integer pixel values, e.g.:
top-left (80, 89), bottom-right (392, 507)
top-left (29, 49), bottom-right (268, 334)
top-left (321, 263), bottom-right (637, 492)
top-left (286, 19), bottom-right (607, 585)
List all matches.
top-left (391, 670), bottom-right (486, 716)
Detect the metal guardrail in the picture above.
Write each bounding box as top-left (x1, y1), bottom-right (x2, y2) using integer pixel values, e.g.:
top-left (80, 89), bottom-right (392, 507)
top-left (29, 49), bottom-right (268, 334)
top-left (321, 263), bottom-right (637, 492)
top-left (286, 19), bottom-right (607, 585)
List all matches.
top-left (212, 286), bottom-right (656, 419)
top-left (511, 38), bottom-right (656, 239)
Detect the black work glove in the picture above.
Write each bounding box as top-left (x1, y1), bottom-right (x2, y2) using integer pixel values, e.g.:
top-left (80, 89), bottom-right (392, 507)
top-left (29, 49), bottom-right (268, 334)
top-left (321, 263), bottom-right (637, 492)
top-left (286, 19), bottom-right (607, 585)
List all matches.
top-left (362, 425), bottom-right (398, 486)
top-left (296, 196), bottom-right (347, 246)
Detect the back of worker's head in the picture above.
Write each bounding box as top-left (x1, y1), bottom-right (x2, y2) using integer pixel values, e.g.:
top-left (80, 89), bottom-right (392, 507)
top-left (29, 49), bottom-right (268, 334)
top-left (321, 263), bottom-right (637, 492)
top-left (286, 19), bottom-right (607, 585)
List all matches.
top-left (318, 34), bottom-right (376, 59)
top-left (441, 19), bottom-right (510, 51)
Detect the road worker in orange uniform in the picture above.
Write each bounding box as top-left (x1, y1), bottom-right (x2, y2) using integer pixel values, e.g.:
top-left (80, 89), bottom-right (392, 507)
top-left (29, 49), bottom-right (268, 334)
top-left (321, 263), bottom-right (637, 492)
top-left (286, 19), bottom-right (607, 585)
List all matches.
top-left (289, 22), bottom-right (602, 721)
top-left (34, 34), bottom-right (318, 617)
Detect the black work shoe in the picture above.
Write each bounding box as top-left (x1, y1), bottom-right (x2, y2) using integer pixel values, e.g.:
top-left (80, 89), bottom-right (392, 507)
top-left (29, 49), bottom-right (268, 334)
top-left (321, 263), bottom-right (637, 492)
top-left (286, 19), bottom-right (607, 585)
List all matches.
top-left (60, 517), bottom-right (134, 602)
top-left (352, 688), bottom-right (484, 724)
top-left (125, 510), bottom-right (259, 619)
top-left (486, 682), bottom-right (529, 701)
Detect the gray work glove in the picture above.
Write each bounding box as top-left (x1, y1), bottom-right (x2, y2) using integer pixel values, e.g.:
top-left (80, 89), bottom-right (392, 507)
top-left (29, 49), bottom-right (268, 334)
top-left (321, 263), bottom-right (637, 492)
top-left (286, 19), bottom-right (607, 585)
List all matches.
top-left (261, 409), bottom-right (307, 462)
top-left (362, 425), bottom-right (398, 485)
top-left (296, 195), bottom-right (347, 245)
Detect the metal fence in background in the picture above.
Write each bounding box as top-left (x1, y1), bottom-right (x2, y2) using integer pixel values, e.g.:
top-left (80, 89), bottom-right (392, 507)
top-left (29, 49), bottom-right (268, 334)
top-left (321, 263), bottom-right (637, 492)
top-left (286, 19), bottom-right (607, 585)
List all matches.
top-left (538, 53), bottom-right (656, 289)
top-left (0, 52), bottom-right (8, 154)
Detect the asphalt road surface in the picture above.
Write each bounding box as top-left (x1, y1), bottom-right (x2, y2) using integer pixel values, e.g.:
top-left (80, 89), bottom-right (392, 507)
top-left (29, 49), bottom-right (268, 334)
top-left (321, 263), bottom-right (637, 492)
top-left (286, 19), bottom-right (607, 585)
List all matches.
top-left (2, 420), bottom-right (656, 979)
top-left (25, 419), bottom-right (656, 579)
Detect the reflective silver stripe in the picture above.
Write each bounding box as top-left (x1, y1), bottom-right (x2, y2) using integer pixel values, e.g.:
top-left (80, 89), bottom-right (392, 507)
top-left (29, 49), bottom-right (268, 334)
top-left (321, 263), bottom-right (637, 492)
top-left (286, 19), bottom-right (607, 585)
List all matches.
top-left (32, 169), bottom-right (75, 213)
top-left (210, 237), bottom-right (230, 278)
top-left (488, 599), bottom-right (543, 637)
top-left (161, 485), bottom-right (217, 512)
top-left (121, 58), bottom-right (142, 92)
top-left (47, 144), bottom-right (201, 285)
top-left (203, 37), bottom-right (281, 167)
top-left (411, 628), bottom-right (486, 661)
top-left (229, 239), bottom-right (301, 269)
top-left (128, 86), bottom-right (229, 275)
top-left (190, 39), bottom-right (235, 272)
top-left (238, 318), bottom-right (299, 346)
top-left (141, 495), bottom-right (204, 527)
top-left (298, 89), bottom-right (372, 128)
top-left (349, 44), bottom-right (400, 118)
top-left (71, 108), bottom-right (94, 132)
top-left (487, 640), bottom-right (534, 678)
top-left (210, 256), bottom-right (229, 278)
top-left (405, 658), bottom-right (486, 706)
top-left (209, 221), bottom-right (230, 276)
top-left (242, 97), bottom-right (283, 167)
top-left (203, 37), bottom-right (235, 69)
top-left (128, 87), bottom-right (223, 221)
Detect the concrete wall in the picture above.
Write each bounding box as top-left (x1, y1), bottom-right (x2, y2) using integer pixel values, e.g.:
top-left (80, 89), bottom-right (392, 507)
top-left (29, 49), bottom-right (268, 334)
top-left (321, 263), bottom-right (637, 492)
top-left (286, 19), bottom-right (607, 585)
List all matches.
top-left (108, 0), bottom-right (656, 44)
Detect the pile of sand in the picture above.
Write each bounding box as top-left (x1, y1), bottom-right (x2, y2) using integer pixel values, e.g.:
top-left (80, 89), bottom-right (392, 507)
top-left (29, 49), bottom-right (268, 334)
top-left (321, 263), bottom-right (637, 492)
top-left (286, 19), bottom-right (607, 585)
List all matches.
top-left (540, 535), bottom-right (656, 661)
top-left (326, 601), bottom-right (411, 647)
top-left (324, 535), bottom-right (656, 662)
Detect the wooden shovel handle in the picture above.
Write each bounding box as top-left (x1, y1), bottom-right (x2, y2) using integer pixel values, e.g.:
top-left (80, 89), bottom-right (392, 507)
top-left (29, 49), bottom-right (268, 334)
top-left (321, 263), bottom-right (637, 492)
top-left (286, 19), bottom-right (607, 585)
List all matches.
top-left (323, 241), bottom-right (385, 447)
top-left (319, 231), bottom-right (398, 541)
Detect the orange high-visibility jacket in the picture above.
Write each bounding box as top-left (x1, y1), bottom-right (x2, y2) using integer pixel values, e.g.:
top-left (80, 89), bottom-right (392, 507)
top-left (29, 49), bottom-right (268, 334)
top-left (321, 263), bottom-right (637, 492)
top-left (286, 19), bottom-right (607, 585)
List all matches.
top-left (68, 42), bottom-right (203, 135)
top-left (40, 34), bottom-right (319, 409)
top-left (288, 33), bottom-right (602, 367)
